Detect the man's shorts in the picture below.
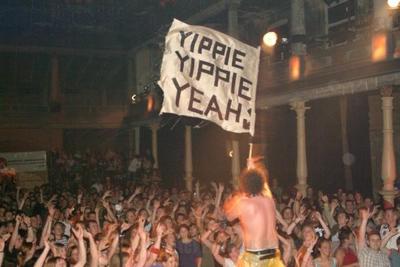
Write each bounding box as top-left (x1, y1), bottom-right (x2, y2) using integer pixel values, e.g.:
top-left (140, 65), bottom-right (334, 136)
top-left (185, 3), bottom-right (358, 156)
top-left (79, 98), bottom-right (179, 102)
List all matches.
top-left (237, 248), bottom-right (285, 267)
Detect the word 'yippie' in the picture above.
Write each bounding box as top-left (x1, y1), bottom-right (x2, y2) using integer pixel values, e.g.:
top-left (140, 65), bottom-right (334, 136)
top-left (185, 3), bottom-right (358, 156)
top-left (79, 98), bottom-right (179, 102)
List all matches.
top-left (179, 31), bottom-right (247, 70)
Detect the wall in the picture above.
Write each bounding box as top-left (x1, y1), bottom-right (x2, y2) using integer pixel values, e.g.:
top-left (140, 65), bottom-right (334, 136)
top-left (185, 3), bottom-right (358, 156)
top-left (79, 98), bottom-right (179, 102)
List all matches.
top-left (0, 128), bottom-right (63, 152)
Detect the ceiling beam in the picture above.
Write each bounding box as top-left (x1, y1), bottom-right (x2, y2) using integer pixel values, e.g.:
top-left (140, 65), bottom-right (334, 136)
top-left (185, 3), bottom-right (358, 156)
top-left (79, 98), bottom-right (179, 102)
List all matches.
top-left (0, 45), bottom-right (127, 58)
top-left (127, 0), bottom-right (228, 56)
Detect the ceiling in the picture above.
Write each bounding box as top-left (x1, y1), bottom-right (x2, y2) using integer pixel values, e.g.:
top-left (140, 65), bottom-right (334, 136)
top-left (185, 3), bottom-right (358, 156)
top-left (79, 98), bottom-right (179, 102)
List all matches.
top-left (0, 0), bottom-right (282, 50)
top-left (0, 0), bottom-right (221, 50)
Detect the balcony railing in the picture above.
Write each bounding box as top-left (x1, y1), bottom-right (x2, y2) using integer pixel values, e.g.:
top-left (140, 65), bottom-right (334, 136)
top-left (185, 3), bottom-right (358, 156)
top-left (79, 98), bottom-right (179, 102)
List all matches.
top-left (258, 27), bottom-right (400, 93)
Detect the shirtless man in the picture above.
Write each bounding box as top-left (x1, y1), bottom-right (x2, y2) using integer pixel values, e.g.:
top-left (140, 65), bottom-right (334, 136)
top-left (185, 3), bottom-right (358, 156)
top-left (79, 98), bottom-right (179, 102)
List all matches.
top-left (223, 160), bottom-right (284, 267)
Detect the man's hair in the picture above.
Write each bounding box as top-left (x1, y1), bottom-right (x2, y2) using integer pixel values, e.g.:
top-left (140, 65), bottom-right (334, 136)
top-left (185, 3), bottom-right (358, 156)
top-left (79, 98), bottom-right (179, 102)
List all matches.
top-left (338, 226), bottom-right (352, 243)
top-left (334, 210), bottom-right (349, 222)
top-left (367, 230), bottom-right (381, 240)
top-left (317, 238), bottom-right (331, 249)
top-left (281, 206), bottom-right (292, 215)
top-left (239, 168), bottom-right (268, 196)
top-left (177, 224), bottom-right (190, 232)
top-left (54, 221), bottom-right (65, 230)
top-left (301, 222), bottom-right (314, 232)
top-left (384, 207), bottom-right (399, 218)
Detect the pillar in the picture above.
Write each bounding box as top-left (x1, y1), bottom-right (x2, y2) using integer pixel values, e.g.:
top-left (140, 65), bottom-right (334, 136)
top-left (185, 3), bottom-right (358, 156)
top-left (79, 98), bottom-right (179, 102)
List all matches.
top-left (101, 88), bottom-right (107, 107)
top-left (228, 0), bottom-right (242, 186)
top-left (379, 87), bottom-right (397, 207)
top-left (127, 58), bottom-right (134, 101)
top-left (135, 127), bottom-right (141, 155)
top-left (339, 96), bottom-right (353, 190)
top-left (290, 0), bottom-right (306, 56)
top-left (150, 123), bottom-right (159, 169)
top-left (128, 127), bottom-right (141, 158)
top-left (128, 129), bottom-right (134, 159)
top-left (232, 138), bottom-right (241, 188)
top-left (291, 101), bottom-right (310, 195)
top-left (50, 55), bottom-right (60, 103)
top-left (228, 0), bottom-right (240, 39)
top-left (184, 126), bottom-right (193, 191)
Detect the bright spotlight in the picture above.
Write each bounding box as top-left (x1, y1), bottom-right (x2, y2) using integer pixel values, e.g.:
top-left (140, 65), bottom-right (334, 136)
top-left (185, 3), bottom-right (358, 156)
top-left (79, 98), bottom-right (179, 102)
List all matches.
top-left (388, 0), bottom-right (400, 8)
top-left (131, 94), bottom-right (137, 104)
top-left (263, 32), bottom-right (278, 47)
top-left (372, 33), bottom-right (387, 62)
top-left (289, 55), bottom-right (301, 80)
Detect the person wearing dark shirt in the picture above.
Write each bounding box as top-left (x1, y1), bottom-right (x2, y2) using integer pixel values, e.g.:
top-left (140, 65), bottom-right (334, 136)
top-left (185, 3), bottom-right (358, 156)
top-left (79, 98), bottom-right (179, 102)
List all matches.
top-left (176, 224), bottom-right (202, 267)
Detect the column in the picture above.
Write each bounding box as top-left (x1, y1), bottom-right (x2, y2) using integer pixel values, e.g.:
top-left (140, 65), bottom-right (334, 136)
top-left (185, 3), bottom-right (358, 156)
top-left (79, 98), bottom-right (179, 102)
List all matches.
top-left (290, 0), bottom-right (306, 81)
top-left (290, 0), bottom-right (306, 56)
top-left (128, 127), bottom-right (141, 158)
top-left (228, 0), bottom-right (242, 186)
top-left (128, 128), bottom-right (134, 159)
top-left (184, 126), bottom-right (193, 191)
top-left (231, 138), bottom-right (241, 188)
top-left (379, 87), bottom-right (397, 207)
top-left (101, 88), bottom-right (107, 107)
top-left (135, 127), bottom-right (141, 155)
top-left (150, 123), bottom-right (159, 169)
top-left (228, 0), bottom-right (241, 39)
top-left (127, 58), bottom-right (134, 101)
top-left (50, 55), bottom-right (60, 103)
top-left (339, 96), bottom-right (353, 190)
top-left (291, 101), bottom-right (310, 195)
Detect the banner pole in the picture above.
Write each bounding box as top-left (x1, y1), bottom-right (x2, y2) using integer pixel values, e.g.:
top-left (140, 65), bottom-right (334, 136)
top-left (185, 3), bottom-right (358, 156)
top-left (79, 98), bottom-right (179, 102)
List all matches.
top-left (247, 143), bottom-right (253, 169)
top-left (248, 143), bottom-right (253, 158)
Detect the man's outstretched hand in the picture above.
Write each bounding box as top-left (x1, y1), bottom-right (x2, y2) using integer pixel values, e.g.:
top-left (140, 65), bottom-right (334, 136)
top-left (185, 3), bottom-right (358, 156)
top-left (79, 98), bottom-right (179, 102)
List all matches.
top-left (247, 156), bottom-right (264, 170)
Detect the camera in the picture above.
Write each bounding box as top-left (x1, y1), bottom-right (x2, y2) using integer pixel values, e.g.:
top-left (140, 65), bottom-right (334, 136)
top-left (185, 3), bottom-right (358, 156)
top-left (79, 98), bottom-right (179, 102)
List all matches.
top-left (219, 219), bottom-right (228, 229)
top-left (218, 239), bottom-right (232, 257)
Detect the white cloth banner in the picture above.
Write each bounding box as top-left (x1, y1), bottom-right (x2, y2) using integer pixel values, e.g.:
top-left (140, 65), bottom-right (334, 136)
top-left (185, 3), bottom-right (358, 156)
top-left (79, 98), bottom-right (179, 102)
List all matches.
top-left (158, 19), bottom-right (260, 135)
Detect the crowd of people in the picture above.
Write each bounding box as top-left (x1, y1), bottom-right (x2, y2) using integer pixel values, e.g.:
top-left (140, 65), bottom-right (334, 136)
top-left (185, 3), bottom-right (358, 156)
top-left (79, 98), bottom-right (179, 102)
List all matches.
top-left (0, 150), bottom-right (400, 267)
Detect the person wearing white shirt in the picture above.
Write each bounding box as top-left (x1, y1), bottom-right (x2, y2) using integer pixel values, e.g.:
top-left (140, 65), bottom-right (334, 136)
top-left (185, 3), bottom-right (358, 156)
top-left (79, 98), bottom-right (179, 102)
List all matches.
top-left (380, 208), bottom-right (400, 250)
top-left (128, 155), bottom-right (142, 180)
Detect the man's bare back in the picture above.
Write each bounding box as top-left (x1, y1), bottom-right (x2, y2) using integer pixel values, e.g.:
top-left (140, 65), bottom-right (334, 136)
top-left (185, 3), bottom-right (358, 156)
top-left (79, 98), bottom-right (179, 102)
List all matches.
top-left (224, 163), bottom-right (284, 266)
top-left (239, 195), bottom-right (278, 249)
top-left (224, 192), bottom-right (278, 250)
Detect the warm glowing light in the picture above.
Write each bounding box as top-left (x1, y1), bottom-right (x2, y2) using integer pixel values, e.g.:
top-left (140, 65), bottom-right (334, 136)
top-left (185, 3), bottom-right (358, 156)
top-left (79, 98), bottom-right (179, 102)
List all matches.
top-left (263, 32), bottom-right (278, 47)
top-left (289, 56), bottom-right (301, 80)
top-left (147, 95), bottom-right (155, 112)
top-left (229, 150), bottom-right (233, 158)
top-left (387, 0), bottom-right (400, 8)
top-left (372, 33), bottom-right (387, 62)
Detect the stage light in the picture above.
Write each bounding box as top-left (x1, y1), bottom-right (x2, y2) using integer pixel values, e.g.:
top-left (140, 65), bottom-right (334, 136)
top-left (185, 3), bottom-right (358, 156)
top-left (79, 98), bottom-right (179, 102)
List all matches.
top-left (263, 32), bottom-right (278, 47)
top-left (289, 55), bottom-right (301, 80)
top-left (147, 95), bottom-right (155, 112)
top-left (388, 0), bottom-right (400, 9)
top-left (372, 33), bottom-right (387, 62)
top-left (131, 94), bottom-right (137, 104)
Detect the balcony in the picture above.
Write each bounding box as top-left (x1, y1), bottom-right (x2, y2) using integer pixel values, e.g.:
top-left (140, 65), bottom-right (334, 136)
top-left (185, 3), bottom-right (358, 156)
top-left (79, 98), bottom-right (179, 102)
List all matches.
top-left (256, 27), bottom-right (400, 108)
